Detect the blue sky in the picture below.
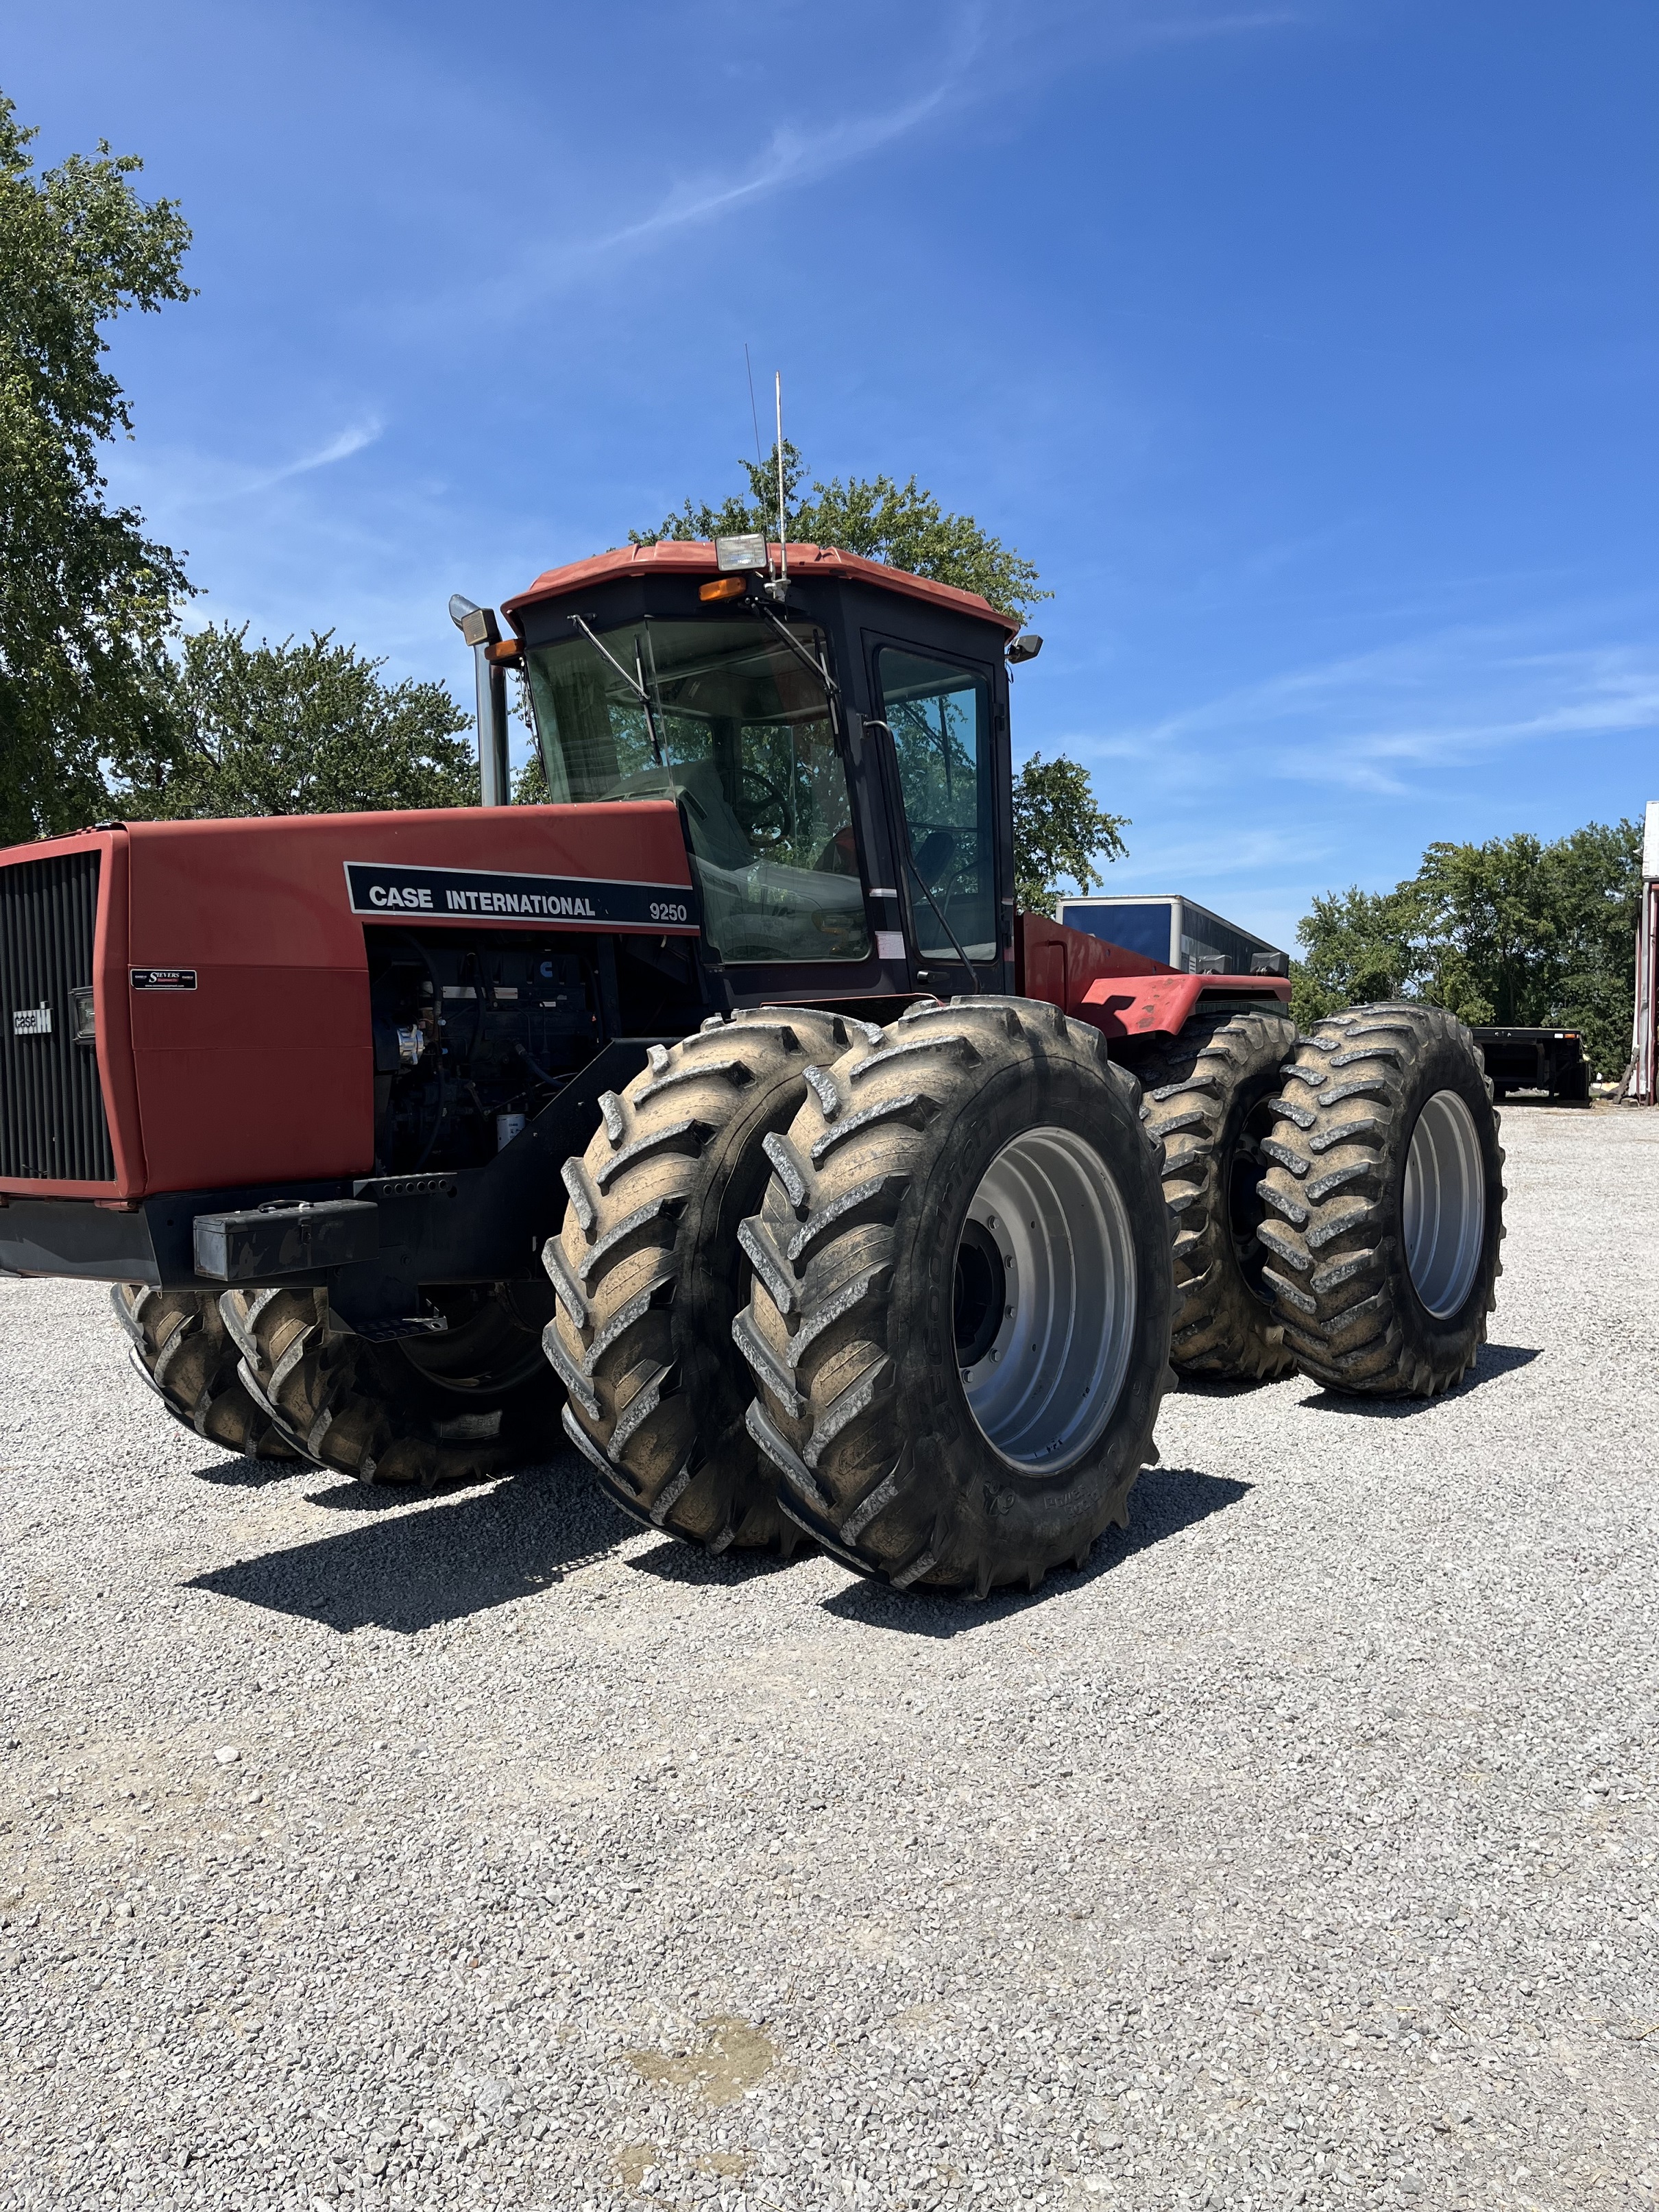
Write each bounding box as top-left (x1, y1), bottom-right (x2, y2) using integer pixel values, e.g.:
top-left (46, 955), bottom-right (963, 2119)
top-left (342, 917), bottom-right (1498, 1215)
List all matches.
top-left (8, 0), bottom-right (1656, 949)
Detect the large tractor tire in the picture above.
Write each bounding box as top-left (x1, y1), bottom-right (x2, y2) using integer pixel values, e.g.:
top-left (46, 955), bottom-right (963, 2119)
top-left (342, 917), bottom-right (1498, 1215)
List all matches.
top-left (1128, 1003), bottom-right (1299, 1381)
top-left (1257, 1002), bottom-right (1505, 1395)
top-left (731, 997), bottom-right (1174, 1596)
top-left (544, 1007), bottom-right (852, 1554)
top-left (221, 1279), bottom-right (560, 1483)
top-left (113, 1285), bottom-right (301, 1460)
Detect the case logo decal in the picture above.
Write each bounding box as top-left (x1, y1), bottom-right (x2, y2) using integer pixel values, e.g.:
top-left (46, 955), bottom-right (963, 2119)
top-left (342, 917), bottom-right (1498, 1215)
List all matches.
top-left (131, 968), bottom-right (197, 991)
top-left (343, 861), bottom-right (698, 930)
top-left (12, 1003), bottom-right (51, 1035)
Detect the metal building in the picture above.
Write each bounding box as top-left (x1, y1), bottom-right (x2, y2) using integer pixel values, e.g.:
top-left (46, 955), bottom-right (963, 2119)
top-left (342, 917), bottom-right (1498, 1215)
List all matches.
top-left (1632, 800), bottom-right (1659, 1103)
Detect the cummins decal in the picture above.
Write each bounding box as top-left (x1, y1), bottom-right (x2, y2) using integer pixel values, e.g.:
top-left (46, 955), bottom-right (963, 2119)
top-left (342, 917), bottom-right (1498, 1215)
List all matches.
top-left (343, 861), bottom-right (699, 930)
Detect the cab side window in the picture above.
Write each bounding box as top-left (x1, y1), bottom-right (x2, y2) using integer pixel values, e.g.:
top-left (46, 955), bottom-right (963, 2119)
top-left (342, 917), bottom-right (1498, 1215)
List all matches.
top-left (877, 648), bottom-right (995, 961)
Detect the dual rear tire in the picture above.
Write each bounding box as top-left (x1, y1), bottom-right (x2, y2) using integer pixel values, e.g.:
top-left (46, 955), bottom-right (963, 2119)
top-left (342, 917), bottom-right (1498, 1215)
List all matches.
top-left (1257, 1002), bottom-right (1505, 1394)
top-left (542, 1008), bottom-right (853, 1554)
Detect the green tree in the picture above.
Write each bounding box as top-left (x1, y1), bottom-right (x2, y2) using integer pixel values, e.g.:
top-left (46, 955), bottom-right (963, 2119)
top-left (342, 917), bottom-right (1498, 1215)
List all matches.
top-left (118, 624), bottom-right (476, 819)
top-left (1293, 819), bottom-right (1642, 1075)
top-left (1291, 882), bottom-right (1427, 1030)
top-left (0, 92), bottom-right (193, 843)
top-left (633, 442), bottom-right (1050, 623)
top-left (1012, 752), bottom-right (1129, 917)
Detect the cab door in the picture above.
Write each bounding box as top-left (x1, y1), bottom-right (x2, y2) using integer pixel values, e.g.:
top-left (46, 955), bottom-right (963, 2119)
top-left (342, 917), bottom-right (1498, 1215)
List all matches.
top-left (871, 642), bottom-right (1006, 993)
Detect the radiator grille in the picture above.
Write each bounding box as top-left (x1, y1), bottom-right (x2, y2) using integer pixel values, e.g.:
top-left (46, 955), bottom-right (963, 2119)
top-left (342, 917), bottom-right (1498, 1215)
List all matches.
top-left (0, 851), bottom-right (115, 1183)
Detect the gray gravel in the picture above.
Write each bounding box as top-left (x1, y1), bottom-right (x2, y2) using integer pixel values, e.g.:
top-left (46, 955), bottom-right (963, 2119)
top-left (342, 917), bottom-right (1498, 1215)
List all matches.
top-left (1, 1105), bottom-right (1656, 2212)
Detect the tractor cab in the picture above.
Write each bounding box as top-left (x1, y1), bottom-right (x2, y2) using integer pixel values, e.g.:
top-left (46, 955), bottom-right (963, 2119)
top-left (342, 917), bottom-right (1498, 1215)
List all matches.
top-left (500, 538), bottom-right (1026, 1010)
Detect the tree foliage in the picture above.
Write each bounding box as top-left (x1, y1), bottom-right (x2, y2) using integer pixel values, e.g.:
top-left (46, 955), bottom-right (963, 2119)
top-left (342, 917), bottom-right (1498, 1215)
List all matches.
top-left (1012, 752), bottom-right (1130, 917)
top-left (0, 92), bottom-right (193, 843)
top-left (1290, 883), bottom-right (1422, 1031)
top-left (1294, 821), bottom-right (1643, 1075)
top-left (633, 442), bottom-right (1050, 623)
top-left (118, 624), bottom-right (476, 819)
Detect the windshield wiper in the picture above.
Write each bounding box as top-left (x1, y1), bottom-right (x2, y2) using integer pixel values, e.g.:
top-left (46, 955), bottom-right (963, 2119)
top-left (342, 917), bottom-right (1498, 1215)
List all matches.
top-left (568, 612), bottom-right (664, 766)
top-left (747, 599), bottom-right (840, 708)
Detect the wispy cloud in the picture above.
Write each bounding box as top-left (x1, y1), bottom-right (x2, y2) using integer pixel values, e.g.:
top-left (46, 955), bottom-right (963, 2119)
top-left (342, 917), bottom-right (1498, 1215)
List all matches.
top-left (211, 416), bottom-right (385, 503)
top-left (479, 0), bottom-right (1299, 315)
top-left (281, 419), bottom-right (383, 479)
top-left (1093, 618), bottom-right (1659, 798)
top-left (507, 22), bottom-right (986, 306)
top-left (588, 88), bottom-right (965, 259)
top-left (104, 416), bottom-right (385, 517)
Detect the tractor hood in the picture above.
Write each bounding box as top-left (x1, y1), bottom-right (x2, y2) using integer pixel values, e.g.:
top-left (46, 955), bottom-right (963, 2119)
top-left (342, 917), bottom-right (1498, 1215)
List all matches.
top-left (0, 803), bottom-right (696, 1201)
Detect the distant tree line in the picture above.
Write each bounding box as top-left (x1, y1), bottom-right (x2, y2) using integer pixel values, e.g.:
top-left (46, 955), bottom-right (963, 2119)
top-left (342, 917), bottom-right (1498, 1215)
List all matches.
top-left (1294, 821), bottom-right (1643, 1077)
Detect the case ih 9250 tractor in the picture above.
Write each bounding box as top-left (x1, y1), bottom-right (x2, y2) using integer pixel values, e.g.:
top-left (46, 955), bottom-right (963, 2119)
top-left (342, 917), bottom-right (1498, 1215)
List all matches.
top-left (0, 538), bottom-right (1505, 1596)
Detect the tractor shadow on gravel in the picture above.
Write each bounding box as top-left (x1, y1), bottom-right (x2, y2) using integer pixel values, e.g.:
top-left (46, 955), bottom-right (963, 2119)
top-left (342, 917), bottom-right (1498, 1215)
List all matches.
top-left (1297, 1340), bottom-right (1542, 1418)
top-left (185, 1456), bottom-right (1252, 1636)
top-left (179, 1454), bottom-right (308, 1489)
top-left (186, 1459), bottom-right (639, 1634)
top-left (819, 1465), bottom-right (1252, 1636)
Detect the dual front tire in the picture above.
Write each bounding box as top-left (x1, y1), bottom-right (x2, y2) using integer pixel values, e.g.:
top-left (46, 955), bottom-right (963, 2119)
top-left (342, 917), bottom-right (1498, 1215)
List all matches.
top-left (117, 1278), bottom-right (561, 1483)
top-left (732, 998), bottom-right (1174, 1595)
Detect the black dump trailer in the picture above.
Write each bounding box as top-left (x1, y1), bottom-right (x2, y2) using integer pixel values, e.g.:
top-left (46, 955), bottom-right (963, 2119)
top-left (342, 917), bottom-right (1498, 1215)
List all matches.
top-left (1471, 1026), bottom-right (1590, 1103)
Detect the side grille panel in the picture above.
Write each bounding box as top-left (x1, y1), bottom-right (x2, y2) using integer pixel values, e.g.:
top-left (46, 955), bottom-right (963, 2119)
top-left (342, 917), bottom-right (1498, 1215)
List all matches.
top-left (0, 851), bottom-right (115, 1183)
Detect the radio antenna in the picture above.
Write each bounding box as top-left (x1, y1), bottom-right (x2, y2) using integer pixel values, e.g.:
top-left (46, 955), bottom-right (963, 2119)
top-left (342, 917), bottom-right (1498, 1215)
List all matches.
top-left (744, 344), bottom-right (764, 474)
top-left (774, 370), bottom-right (788, 589)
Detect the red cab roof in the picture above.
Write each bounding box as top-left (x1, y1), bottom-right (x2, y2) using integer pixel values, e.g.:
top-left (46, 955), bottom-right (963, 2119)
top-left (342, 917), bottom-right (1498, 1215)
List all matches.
top-left (501, 540), bottom-right (1021, 635)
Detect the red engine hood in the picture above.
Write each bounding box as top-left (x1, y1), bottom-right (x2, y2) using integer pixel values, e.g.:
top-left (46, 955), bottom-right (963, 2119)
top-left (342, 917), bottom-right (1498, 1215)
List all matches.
top-left (0, 803), bottom-right (694, 1201)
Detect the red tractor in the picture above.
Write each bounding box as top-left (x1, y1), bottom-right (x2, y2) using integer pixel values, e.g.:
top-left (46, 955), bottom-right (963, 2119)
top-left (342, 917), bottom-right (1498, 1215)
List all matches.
top-left (0, 538), bottom-right (1505, 1594)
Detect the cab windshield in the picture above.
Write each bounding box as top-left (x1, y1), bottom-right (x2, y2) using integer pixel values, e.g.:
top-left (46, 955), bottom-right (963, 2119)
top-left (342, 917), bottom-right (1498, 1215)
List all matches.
top-left (525, 617), bottom-right (869, 966)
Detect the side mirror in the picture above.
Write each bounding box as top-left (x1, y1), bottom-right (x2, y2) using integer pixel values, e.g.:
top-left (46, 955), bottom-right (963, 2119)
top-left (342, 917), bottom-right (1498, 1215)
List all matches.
top-left (1006, 634), bottom-right (1043, 664)
top-left (450, 599), bottom-right (500, 649)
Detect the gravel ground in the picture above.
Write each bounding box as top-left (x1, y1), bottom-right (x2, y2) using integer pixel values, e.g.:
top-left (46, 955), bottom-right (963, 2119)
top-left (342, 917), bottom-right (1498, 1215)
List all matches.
top-left (1, 1105), bottom-right (1656, 2212)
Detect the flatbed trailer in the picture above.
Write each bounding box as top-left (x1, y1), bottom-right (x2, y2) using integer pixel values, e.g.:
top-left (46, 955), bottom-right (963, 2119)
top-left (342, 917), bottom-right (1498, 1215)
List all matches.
top-left (1471, 1026), bottom-right (1590, 1103)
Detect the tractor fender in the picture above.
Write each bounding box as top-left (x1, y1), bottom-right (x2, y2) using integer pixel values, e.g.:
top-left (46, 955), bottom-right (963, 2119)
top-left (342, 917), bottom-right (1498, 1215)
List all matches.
top-left (1075, 972), bottom-right (1291, 1042)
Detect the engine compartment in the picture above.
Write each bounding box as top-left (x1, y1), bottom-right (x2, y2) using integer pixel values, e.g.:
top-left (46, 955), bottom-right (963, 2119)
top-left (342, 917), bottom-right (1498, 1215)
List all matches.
top-left (365, 924), bottom-right (708, 1175)
top-left (367, 930), bottom-right (602, 1175)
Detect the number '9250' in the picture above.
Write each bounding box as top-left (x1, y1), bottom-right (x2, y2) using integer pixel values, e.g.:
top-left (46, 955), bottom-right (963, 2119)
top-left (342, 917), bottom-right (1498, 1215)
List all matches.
top-left (649, 900), bottom-right (690, 924)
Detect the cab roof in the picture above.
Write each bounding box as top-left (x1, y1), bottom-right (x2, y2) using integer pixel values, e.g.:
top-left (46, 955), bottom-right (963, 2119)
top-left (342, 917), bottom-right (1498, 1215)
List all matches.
top-left (501, 540), bottom-right (1022, 636)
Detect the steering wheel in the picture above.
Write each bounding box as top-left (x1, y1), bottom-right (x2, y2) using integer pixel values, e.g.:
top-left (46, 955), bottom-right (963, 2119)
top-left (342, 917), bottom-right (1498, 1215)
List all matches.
top-left (736, 767), bottom-right (792, 851)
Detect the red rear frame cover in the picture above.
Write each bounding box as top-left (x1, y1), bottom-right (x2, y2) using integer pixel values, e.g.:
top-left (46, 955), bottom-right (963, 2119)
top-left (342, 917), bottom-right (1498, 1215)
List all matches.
top-left (1015, 913), bottom-right (1291, 1039)
top-left (0, 804), bottom-right (694, 1201)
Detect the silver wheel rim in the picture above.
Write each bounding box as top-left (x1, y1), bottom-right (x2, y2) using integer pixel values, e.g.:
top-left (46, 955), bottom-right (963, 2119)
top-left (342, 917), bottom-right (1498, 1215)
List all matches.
top-left (1403, 1088), bottom-right (1486, 1318)
top-left (956, 1126), bottom-right (1137, 1474)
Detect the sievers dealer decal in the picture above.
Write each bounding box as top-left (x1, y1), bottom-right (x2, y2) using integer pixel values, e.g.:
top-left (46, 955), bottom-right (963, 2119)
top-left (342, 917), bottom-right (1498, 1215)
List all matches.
top-left (343, 861), bottom-right (698, 930)
top-left (131, 968), bottom-right (198, 990)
